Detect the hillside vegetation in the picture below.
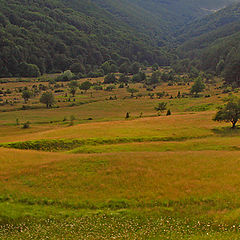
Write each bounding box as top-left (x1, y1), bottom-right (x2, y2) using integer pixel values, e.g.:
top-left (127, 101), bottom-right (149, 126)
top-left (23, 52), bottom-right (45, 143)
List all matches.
top-left (0, 0), bottom-right (239, 77)
top-left (175, 2), bottom-right (240, 86)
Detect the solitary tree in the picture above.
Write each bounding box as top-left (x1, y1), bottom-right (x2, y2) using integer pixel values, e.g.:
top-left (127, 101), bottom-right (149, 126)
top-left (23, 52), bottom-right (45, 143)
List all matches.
top-left (40, 91), bottom-right (55, 108)
top-left (155, 102), bottom-right (167, 116)
top-left (69, 87), bottom-right (77, 97)
top-left (213, 96), bottom-right (240, 128)
top-left (68, 80), bottom-right (78, 97)
top-left (79, 81), bottom-right (92, 92)
top-left (190, 77), bottom-right (205, 96)
top-left (127, 88), bottom-right (139, 97)
top-left (22, 89), bottom-right (32, 103)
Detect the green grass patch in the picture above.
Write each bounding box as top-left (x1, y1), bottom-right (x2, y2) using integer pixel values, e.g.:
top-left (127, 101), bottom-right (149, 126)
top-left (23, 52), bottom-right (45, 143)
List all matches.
top-left (69, 138), bottom-right (240, 154)
top-left (0, 135), bottom-right (212, 152)
top-left (186, 103), bottom-right (215, 112)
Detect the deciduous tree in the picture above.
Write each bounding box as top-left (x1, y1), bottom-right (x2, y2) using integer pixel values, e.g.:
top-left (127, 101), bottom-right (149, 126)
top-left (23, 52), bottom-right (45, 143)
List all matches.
top-left (40, 91), bottom-right (55, 108)
top-left (213, 96), bottom-right (240, 128)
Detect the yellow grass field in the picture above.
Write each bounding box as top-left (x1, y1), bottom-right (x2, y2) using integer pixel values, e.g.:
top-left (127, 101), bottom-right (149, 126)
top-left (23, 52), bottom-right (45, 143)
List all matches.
top-left (0, 75), bottom-right (240, 239)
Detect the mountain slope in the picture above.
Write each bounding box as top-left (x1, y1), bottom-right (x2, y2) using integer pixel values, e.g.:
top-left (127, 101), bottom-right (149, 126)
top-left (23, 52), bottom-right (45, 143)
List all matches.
top-left (175, 2), bottom-right (240, 77)
top-left (0, 0), bottom-right (239, 77)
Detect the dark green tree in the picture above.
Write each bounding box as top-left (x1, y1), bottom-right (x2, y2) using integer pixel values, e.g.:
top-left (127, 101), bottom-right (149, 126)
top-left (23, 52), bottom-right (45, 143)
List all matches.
top-left (40, 91), bottom-right (55, 108)
top-left (79, 81), bottom-right (92, 92)
top-left (68, 80), bottom-right (79, 97)
top-left (155, 102), bottom-right (167, 115)
top-left (190, 77), bottom-right (205, 96)
top-left (127, 88), bottom-right (139, 97)
top-left (22, 90), bottom-right (32, 103)
top-left (213, 96), bottom-right (240, 128)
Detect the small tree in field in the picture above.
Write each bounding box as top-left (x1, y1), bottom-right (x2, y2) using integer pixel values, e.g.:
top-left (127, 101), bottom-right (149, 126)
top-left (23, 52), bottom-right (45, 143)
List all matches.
top-left (155, 102), bottom-right (167, 116)
top-left (22, 89), bottom-right (32, 103)
top-left (213, 96), bottom-right (240, 128)
top-left (40, 91), bottom-right (55, 108)
top-left (68, 80), bottom-right (78, 97)
top-left (190, 77), bottom-right (205, 96)
top-left (127, 88), bottom-right (139, 97)
top-left (79, 81), bottom-right (92, 92)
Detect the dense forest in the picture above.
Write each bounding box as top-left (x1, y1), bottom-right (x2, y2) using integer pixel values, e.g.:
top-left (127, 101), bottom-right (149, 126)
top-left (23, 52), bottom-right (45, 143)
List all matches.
top-left (173, 2), bottom-right (240, 86)
top-left (0, 0), bottom-right (240, 86)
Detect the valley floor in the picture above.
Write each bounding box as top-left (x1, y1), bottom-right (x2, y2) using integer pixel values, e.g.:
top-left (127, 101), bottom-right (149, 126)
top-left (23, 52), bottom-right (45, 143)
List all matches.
top-left (0, 78), bottom-right (239, 239)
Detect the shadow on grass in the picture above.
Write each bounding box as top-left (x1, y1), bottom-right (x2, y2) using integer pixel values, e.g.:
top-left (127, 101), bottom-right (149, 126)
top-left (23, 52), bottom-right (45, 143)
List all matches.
top-left (212, 126), bottom-right (240, 136)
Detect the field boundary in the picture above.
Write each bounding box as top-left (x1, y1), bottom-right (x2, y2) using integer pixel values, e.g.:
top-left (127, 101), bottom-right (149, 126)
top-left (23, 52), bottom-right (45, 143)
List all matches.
top-left (0, 135), bottom-right (212, 152)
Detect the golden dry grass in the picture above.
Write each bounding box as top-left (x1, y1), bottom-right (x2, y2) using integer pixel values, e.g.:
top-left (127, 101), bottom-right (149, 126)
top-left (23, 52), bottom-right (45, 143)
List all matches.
top-left (1, 148), bottom-right (240, 204)
top-left (0, 111), bottom-right (227, 143)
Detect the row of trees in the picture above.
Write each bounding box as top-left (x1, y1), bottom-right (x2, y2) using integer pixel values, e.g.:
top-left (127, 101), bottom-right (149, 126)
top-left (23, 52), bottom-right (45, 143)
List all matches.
top-left (102, 71), bottom-right (181, 85)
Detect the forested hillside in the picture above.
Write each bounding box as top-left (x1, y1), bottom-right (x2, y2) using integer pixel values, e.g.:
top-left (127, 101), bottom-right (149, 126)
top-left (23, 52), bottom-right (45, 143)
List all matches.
top-left (0, 0), bottom-right (238, 77)
top-left (0, 0), bottom-right (169, 77)
top-left (174, 2), bottom-right (240, 86)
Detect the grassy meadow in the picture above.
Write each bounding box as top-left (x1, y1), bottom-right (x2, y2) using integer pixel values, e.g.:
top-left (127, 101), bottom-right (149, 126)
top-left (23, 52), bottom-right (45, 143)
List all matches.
top-left (0, 73), bottom-right (240, 239)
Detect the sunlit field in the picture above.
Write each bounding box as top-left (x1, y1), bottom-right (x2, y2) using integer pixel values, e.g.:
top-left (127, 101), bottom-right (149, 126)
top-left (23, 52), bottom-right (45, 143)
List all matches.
top-left (0, 74), bottom-right (240, 239)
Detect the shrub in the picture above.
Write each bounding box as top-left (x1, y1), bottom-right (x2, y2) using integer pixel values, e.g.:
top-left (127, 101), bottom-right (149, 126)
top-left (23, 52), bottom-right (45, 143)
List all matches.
top-left (105, 85), bottom-right (116, 91)
top-left (22, 121), bottom-right (30, 129)
top-left (93, 85), bottom-right (103, 90)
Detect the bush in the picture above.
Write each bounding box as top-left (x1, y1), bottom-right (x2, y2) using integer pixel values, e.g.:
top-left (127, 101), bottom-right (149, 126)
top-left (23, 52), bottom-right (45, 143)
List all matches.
top-left (93, 85), bottom-right (103, 90)
top-left (105, 85), bottom-right (116, 91)
top-left (87, 71), bottom-right (104, 78)
top-left (55, 70), bottom-right (74, 82)
top-left (22, 121), bottom-right (30, 129)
